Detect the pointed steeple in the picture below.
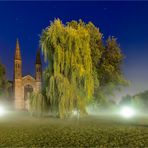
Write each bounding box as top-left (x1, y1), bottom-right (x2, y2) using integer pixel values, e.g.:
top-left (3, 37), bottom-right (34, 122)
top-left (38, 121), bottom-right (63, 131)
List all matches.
top-left (15, 38), bottom-right (21, 60)
top-left (36, 48), bottom-right (41, 64)
top-left (35, 48), bottom-right (42, 84)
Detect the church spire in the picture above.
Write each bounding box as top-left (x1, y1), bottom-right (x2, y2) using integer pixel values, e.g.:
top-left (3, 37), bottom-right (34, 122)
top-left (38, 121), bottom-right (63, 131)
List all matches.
top-left (35, 48), bottom-right (41, 64)
top-left (35, 48), bottom-right (42, 84)
top-left (15, 38), bottom-right (21, 60)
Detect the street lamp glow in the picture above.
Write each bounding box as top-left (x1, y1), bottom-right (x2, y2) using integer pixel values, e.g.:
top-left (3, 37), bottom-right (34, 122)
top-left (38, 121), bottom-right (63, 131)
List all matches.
top-left (0, 106), bottom-right (5, 117)
top-left (120, 106), bottom-right (135, 118)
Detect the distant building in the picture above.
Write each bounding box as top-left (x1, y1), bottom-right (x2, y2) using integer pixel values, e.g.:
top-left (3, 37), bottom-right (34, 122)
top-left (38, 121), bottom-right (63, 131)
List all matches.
top-left (0, 61), bottom-right (8, 98)
top-left (13, 39), bottom-right (42, 110)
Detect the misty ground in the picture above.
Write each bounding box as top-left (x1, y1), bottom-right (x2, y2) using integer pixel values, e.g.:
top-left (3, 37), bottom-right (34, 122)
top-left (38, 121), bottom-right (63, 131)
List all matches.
top-left (0, 112), bottom-right (148, 147)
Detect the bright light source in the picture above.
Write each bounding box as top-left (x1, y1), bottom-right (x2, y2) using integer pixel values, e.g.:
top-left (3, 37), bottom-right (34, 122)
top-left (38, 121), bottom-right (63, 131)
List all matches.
top-left (72, 110), bottom-right (80, 118)
top-left (120, 106), bottom-right (135, 118)
top-left (0, 106), bottom-right (5, 117)
top-left (72, 110), bottom-right (78, 116)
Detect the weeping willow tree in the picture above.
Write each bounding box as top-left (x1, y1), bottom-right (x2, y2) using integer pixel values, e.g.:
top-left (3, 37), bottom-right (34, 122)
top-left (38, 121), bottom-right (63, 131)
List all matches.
top-left (40, 19), bottom-right (94, 118)
top-left (40, 19), bottom-right (127, 118)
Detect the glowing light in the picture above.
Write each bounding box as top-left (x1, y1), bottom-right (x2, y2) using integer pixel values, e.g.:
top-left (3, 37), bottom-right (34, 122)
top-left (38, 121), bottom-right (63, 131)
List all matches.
top-left (120, 106), bottom-right (135, 118)
top-left (72, 110), bottom-right (78, 116)
top-left (0, 106), bottom-right (5, 116)
top-left (72, 110), bottom-right (80, 118)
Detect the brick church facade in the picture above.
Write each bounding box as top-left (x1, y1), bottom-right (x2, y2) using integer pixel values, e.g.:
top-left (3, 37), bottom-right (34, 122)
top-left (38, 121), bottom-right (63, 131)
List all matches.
top-left (14, 39), bottom-right (42, 110)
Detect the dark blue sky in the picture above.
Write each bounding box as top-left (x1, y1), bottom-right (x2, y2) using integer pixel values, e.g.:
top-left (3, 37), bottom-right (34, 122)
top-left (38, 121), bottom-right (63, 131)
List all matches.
top-left (0, 1), bottom-right (148, 97)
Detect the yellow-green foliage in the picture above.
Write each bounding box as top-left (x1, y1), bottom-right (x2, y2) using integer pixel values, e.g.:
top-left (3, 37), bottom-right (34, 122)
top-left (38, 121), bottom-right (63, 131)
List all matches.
top-left (67, 20), bottom-right (127, 106)
top-left (40, 19), bottom-right (94, 118)
top-left (40, 19), bottom-right (127, 118)
top-left (29, 92), bottom-right (47, 117)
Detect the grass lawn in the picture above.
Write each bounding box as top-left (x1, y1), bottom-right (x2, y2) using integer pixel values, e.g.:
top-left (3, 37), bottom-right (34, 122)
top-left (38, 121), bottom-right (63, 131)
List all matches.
top-left (0, 111), bottom-right (148, 147)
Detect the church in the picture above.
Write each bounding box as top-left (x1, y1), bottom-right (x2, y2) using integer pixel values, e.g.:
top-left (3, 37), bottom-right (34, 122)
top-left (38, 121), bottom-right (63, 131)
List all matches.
top-left (13, 39), bottom-right (42, 110)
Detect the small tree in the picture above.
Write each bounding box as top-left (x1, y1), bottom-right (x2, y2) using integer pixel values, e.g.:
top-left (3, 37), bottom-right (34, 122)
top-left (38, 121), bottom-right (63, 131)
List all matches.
top-left (29, 92), bottom-right (47, 117)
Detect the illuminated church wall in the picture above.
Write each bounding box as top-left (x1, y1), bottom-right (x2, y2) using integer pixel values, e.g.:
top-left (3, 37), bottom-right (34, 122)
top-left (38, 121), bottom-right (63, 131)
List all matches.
top-left (13, 39), bottom-right (42, 110)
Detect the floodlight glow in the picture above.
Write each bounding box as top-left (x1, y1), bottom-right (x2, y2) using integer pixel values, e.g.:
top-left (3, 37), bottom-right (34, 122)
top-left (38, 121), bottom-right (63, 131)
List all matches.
top-left (0, 106), bottom-right (5, 116)
top-left (120, 106), bottom-right (135, 118)
top-left (72, 110), bottom-right (78, 116)
top-left (72, 110), bottom-right (80, 118)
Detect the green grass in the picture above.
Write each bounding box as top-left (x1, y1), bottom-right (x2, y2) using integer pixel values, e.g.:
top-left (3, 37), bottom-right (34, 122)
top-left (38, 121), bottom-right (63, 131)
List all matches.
top-left (0, 112), bottom-right (148, 147)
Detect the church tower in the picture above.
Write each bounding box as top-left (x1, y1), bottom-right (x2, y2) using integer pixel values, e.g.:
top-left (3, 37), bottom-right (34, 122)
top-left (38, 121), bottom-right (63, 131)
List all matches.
top-left (14, 39), bottom-right (23, 109)
top-left (35, 49), bottom-right (42, 91)
top-left (13, 40), bottom-right (42, 110)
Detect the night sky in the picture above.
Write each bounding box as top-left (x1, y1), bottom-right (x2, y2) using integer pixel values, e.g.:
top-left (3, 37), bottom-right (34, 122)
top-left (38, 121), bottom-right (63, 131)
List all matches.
top-left (0, 1), bottom-right (148, 98)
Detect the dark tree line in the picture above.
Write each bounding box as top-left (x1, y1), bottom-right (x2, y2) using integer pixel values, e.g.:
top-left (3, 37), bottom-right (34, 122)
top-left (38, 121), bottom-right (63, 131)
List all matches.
top-left (120, 91), bottom-right (148, 112)
top-left (0, 61), bottom-right (10, 101)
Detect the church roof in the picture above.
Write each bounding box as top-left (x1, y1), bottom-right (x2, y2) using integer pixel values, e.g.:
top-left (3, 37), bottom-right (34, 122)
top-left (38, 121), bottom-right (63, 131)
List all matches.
top-left (22, 75), bottom-right (36, 81)
top-left (36, 48), bottom-right (41, 64)
top-left (15, 38), bottom-right (22, 60)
